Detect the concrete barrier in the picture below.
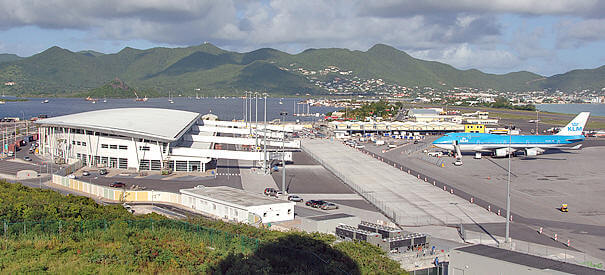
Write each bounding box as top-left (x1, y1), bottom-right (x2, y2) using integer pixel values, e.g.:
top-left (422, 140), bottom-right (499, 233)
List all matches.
top-left (16, 170), bottom-right (38, 179)
top-left (51, 174), bottom-right (180, 204)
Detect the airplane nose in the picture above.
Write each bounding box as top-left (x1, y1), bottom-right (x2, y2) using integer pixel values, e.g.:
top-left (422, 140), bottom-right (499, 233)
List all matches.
top-left (433, 137), bottom-right (445, 145)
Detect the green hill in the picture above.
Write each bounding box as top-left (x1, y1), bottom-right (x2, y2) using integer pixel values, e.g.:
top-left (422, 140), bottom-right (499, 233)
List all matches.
top-left (79, 78), bottom-right (161, 98)
top-left (0, 54), bottom-right (22, 63)
top-left (1, 43), bottom-right (603, 97)
top-left (0, 180), bottom-right (406, 274)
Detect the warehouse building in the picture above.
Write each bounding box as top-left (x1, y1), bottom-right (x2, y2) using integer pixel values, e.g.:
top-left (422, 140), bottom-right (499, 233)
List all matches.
top-left (35, 108), bottom-right (213, 172)
top-left (180, 186), bottom-right (295, 223)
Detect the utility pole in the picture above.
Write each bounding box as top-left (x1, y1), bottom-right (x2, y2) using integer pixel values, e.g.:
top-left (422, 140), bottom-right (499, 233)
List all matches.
top-left (255, 92), bottom-right (259, 153)
top-left (505, 124), bottom-right (512, 243)
top-left (263, 93), bottom-right (268, 174)
top-left (536, 110), bottom-right (539, 135)
top-left (249, 92), bottom-right (253, 136)
top-left (280, 111), bottom-right (288, 193)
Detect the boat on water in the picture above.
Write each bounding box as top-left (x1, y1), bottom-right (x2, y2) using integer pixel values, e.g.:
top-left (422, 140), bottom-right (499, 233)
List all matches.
top-left (133, 89), bottom-right (148, 102)
top-left (169, 91), bottom-right (174, 104)
top-left (279, 98), bottom-right (283, 105)
top-left (41, 99), bottom-right (49, 104)
top-left (103, 97), bottom-right (107, 103)
top-left (0, 101), bottom-right (5, 104)
top-left (85, 96), bottom-right (97, 101)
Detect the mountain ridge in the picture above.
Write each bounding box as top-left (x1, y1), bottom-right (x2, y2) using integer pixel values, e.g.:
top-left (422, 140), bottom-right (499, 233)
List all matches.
top-left (0, 43), bottom-right (603, 96)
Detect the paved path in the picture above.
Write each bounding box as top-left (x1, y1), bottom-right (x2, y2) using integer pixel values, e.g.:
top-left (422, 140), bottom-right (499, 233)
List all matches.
top-left (302, 138), bottom-right (504, 226)
top-left (239, 160), bottom-right (278, 195)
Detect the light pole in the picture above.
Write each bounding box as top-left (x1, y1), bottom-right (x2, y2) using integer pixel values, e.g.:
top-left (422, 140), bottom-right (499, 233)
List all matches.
top-left (280, 111), bottom-right (288, 193)
top-left (263, 93), bottom-right (268, 174)
top-left (505, 124), bottom-right (512, 243)
top-left (536, 110), bottom-right (539, 135)
top-left (255, 92), bottom-right (258, 153)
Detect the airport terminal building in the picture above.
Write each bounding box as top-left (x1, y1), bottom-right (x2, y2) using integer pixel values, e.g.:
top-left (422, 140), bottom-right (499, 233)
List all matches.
top-left (35, 108), bottom-right (214, 172)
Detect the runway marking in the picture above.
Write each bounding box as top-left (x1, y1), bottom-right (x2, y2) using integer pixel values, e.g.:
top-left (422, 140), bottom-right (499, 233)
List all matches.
top-left (216, 173), bottom-right (240, 176)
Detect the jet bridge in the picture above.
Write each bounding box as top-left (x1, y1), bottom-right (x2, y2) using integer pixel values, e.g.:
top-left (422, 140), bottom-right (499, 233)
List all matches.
top-left (194, 125), bottom-right (285, 139)
top-left (171, 147), bottom-right (292, 161)
top-left (183, 134), bottom-right (300, 148)
top-left (202, 120), bottom-right (303, 133)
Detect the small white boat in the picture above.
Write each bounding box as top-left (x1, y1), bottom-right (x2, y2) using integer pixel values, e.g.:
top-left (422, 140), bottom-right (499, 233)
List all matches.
top-left (42, 99), bottom-right (49, 104)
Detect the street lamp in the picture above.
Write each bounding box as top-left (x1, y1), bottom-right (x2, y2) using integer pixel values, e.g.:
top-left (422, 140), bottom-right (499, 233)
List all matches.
top-left (505, 124), bottom-right (512, 243)
top-left (263, 93), bottom-right (268, 174)
top-left (280, 111), bottom-right (288, 193)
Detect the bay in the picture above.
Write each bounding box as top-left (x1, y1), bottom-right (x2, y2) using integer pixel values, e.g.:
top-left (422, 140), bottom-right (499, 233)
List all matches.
top-left (536, 104), bottom-right (605, 117)
top-left (0, 97), bottom-right (337, 122)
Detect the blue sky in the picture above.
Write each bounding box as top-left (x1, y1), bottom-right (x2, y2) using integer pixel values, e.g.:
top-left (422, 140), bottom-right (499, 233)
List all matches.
top-left (1, 0), bottom-right (604, 76)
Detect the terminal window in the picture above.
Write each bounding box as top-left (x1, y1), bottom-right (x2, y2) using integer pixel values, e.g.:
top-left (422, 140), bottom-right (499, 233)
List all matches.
top-left (101, 144), bottom-right (108, 149)
top-left (110, 145), bottom-right (117, 149)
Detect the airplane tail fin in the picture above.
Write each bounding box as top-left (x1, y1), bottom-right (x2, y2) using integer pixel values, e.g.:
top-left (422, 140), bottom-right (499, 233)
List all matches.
top-left (556, 112), bottom-right (590, 136)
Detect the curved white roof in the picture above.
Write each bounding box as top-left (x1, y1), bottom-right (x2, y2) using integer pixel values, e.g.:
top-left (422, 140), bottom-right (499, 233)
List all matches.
top-left (35, 108), bottom-right (200, 142)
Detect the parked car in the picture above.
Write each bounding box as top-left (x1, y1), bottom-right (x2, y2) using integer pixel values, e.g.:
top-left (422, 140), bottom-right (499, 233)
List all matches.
top-left (288, 195), bottom-right (303, 202)
top-left (23, 156), bottom-right (32, 161)
top-left (453, 160), bottom-right (463, 166)
top-left (307, 200), bottom-right (327, 208)
top-left (82, 171), bottom-right (91, 176)
top-left (427, 151), bottom-right (443, 157)
top-left (305, 200), bottom-right (320, 207)
top-left (264, 188), bottom-right (278, 196)
top-left (355, 144), bottom-right (365, 149)
top-left (99, 169), bottom-right (108, 175)
top-left (110, 181), bottom-right (125, 188)
top-left (67, 174), bottom-right (77, 179)
top-left (321, 202), bottom-right (339, 210)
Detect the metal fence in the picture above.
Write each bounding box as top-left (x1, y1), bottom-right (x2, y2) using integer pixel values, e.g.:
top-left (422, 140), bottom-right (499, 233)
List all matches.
top-left (302, 141), bottom-right (451, 226)
top-left (1, 219), bottom-right (260, 254)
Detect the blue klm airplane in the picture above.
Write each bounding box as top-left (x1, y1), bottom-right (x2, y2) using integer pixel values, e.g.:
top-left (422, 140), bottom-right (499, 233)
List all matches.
top-left (432, 112), bottom-right (590, 157)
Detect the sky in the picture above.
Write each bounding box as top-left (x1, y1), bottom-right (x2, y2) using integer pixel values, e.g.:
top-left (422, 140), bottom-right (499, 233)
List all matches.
top-left (1, 0), bottom-right (605, 76)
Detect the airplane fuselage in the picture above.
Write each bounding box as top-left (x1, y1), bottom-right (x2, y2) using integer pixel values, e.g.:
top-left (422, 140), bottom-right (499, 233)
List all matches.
top-left (433, 133), bottom-right (585, 152)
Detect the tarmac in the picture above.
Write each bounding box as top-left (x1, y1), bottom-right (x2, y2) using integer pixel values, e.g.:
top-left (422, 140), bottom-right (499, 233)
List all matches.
top-left (301, 138), bottom-right (505, 226)
top-left (363, 136), bottom-right (605, 262)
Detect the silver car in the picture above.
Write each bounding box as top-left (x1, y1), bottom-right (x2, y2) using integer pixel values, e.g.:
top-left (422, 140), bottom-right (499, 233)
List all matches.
top-left (288, 195), bottom-right (303, 202)
top-left (321, 202), bottom-right (339, 210)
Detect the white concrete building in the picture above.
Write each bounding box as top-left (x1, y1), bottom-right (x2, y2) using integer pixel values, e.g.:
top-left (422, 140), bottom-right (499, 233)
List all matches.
top-left (35, 108), bottom-right (213, 172)
top-left (180, 186), bottom-right (295, 224)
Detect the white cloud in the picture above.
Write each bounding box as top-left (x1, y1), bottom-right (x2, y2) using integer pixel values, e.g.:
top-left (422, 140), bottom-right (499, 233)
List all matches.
top-left (557, 19), bottom-right (605, 48)
top-left (409, 44), bottom-right (521, 72)
top-left (0, 0), bottom-right (603, 75)
top-left (361, 0), bottom-right (604, 17)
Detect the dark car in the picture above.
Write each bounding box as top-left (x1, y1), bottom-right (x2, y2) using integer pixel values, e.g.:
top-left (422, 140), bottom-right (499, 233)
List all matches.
top-left (305, 200), bottom-right (320, 207)
top-left (264, 188), bottom-right (278, 196)
top-left (306, 200), bottom-right (327, 208)
top-left (110, 181), bottom-right (125, 188)
top-left (99, 169), bottom-right (108, 175)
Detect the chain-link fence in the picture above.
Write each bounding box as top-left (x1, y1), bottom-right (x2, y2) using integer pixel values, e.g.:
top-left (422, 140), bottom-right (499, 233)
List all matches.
top-left (1, 219), bottom-right (260, 254)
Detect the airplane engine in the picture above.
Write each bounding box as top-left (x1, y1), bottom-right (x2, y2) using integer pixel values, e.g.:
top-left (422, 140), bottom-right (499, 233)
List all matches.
top-left (525, 148), bottom-right (544, 156)
top-left (494, 148), bottom-right (514, 157)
